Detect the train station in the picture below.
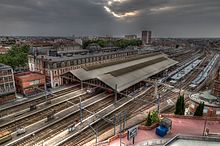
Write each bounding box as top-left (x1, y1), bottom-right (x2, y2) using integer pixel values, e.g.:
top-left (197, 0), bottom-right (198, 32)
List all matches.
top-left (61, 53), bottom-right (177, 97)
top-left (1, 37), bottom-right (220, 146)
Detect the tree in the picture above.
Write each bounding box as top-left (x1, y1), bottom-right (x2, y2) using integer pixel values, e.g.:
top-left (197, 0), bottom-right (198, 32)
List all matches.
top-left (145, 112), bottom-right (152, 126)
top-left (175, 95), bottom-right (185, 115)
top-left (180, 95), bottom-right (185, 115)
top-left (194, 103), bottom-right (201, 116)
top-left (201, 102), bottom-right (205, 116)
top-left (175, 97), bottom-right (181, 115)
top-left (83, 39), bottom-right (142, 49)
top-left (0, 45), bottom-right (29, 69)
top-left (194, 102), bottom-right (204, 116)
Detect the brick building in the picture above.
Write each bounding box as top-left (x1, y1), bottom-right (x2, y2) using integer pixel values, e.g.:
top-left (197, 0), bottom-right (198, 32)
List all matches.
top-left (0, 64), bottom-right (16, 104)
top-left (15, 72), bottom-right (46, 96)
top-left (0, 46), bottom-right (11, 54)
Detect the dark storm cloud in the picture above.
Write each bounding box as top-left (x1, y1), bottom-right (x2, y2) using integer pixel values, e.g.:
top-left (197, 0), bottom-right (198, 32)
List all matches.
top-left (0, 0), bottom-right (220, 37)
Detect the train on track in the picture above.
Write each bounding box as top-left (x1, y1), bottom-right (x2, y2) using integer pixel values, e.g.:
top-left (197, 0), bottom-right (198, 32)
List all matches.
top-left (86, 87), bottom-right (113, 95)
top-left (16, 128), bottom-right (26, 136)
top-left (0, 131), bottom-right (12, 145)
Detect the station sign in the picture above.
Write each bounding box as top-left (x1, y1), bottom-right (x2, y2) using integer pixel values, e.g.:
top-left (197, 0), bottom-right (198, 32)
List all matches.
top-left (127, 126), bottom-right (138, 141)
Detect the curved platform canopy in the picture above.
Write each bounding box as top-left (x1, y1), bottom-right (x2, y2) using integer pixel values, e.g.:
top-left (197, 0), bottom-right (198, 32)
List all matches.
top-left (68, 53), bottom-right (178, 92)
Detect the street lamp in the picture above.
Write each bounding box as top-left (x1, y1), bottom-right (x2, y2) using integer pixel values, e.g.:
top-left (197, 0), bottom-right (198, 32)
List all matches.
top-left (203, 109), bottom-right (212, 136)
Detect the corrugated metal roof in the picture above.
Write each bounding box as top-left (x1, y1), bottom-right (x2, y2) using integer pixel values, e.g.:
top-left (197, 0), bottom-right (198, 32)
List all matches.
top-left (69, 53), bottom-right (177, 92)
top-left (84, 52), bottom-right (161, 71)
top-left (109, 57), bottom-right (167, 77)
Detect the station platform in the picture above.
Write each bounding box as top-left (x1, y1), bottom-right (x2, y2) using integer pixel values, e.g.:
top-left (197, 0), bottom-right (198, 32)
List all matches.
top-left (0, 85), bottom-right (72, 109)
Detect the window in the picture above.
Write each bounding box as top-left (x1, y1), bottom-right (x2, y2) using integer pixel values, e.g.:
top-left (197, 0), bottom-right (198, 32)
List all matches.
top-left (216, 111), bottom-right (220, 115)
top-left (67, 61), bottom-right (70, 66)
top-left (53, 63), bottom-right (57, 69)
top-left (70, 61), bottom-right (74, 66)
top-left (78, 59), bottom-right (81, 64)
top-left (203, 108), bottom-right (208, 113)
top-left (82, 59), bottom-right (85, 64)
top-left (61, 62), bottom-right (65, 67)
top-left (74, 60), bottom-right (77, 65)
top-left (86, 58), bottom-right (89, 63)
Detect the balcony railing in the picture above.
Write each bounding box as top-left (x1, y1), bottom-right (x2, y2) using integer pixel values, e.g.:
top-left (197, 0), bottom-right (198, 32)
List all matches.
top-left (0, 88), bottom-right (16, 95)
top-left (0, 79), bottom-right (14, 84)
top-left (0, 73), bottom-right (12, 76)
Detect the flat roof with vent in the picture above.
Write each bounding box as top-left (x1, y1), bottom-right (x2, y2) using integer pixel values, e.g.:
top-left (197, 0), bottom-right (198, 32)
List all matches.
top-left (165, 135), bottom-right (220, 146)
top-left (67, 53), bottom-right (177, 92)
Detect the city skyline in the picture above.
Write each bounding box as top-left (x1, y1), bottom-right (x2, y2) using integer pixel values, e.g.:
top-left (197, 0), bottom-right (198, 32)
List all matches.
top-left (0, 0), bottom-right (220, 37)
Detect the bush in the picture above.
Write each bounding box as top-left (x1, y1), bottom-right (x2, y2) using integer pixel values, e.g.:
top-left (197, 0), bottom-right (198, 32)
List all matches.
top-left (145, 111), bottom-right (160, 126)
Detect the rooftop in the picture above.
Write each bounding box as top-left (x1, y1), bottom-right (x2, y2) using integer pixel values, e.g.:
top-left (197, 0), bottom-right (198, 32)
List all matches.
top-left (0, 63), bottom-right (12, 69)
top-left (165, 135), bottom-right (220, 146)
top-left (84, 52), bottom-right (161, 71)
top-left (190, 90), bottom-right (220, 107)
top-left (35, 49), bottom-right (137, 62)
top-left (15, 72), bottom-right (45, 79)
top-left (57, 49), bottom-right (89, 54)
top-left (68, 53), bottom-right (177, 92)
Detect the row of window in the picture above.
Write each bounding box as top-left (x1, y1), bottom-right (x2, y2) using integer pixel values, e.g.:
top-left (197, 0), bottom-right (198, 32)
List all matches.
top-left (49, 52), bottom-right (135, 69)
top-left (0, 83), bottom-right (15, 93)
top-left (53, 65), bottom-right (81, 76)
top-left (0, 69), bottom-right (12, 76)
top-left (0, 76), bottom-right (13, 83)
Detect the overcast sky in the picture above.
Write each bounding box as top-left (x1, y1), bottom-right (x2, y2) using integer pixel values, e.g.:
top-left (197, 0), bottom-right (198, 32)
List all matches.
top-left (0, 0), bottom-right (220, 37)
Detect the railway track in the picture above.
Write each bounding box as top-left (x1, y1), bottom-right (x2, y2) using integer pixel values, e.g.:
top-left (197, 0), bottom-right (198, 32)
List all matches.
top-left (61, 76), bottom-right (193, 146)
top-left (0, 90), bottom-right (92, 133)
top-left (0, 85), bottom-right (80, 118)
top-left (11, 94), bottom-right (114, 146)
top-left (60, 86), bottom-right (172, 146)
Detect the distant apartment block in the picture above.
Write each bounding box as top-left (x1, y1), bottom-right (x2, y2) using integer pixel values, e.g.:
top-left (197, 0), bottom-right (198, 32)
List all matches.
top-left (142, 30), bottom-right (152, 45)
top-left (124, 35), bottom-right (137, 40)
top-left (0, 64), bottom-right (16, 104)
top-left (0, 45), bottom-right (11, 54)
